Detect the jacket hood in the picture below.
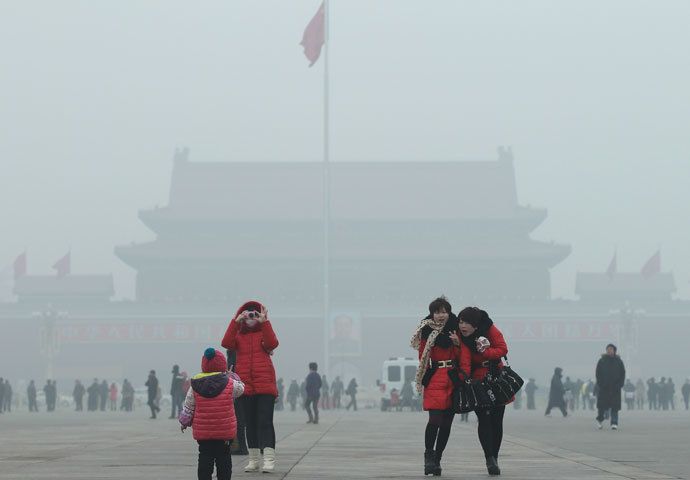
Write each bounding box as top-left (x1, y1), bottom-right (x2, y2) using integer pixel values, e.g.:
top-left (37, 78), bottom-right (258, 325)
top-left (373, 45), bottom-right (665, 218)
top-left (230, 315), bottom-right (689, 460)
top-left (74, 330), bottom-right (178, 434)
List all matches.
top-left (191, 372), bottom-right (229, 398)
top-left (234, 300), bottom-right (267, 333)
top-left (554, 368), bottom-right (563, 375)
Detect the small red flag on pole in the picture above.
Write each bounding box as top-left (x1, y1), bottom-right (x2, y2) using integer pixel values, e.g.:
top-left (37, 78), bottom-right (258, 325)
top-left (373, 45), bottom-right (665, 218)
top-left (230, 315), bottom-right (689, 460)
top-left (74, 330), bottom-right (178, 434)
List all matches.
top-left (53, 251), bottom-right (71, 277)
top-left (13, 252), bottom-right (27, 279)
top-left (300, 2), bottom-right (325, 67)
top-left (640, 250), bottom-right (661, 279)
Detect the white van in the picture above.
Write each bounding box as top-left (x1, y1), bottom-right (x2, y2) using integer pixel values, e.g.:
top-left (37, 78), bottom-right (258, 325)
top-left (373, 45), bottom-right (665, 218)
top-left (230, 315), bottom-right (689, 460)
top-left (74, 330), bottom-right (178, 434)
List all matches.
top-left (378, 357), bottom-right (420, 411)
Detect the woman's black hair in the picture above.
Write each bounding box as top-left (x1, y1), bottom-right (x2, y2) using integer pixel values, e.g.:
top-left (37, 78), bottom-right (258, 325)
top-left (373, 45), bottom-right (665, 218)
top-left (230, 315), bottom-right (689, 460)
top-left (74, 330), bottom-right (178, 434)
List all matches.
top-left (428, 296), bottom-right (452, 315)
top-left (458, 306), bottom-right (489, 329)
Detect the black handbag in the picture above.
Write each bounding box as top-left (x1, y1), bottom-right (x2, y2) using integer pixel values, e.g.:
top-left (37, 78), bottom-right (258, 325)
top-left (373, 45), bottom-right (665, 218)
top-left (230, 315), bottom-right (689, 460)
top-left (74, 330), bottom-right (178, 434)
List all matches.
top-left (453, 356), bottom-right (524, 413)
top-left (484, 356), bottom-right (524, 405)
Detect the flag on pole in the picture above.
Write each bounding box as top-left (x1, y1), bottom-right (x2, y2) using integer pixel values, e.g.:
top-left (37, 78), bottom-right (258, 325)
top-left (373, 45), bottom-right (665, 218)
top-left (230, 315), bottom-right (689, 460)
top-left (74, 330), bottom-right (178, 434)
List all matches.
top-left (53, 251), bottom-right (71, 277)
top-left (13, 252), bottom-right (27, 279)
top-left (605, 252), bottom-right (617, 280)
top-left (300, 2), bottom-right (325, 67)
top-left (640, 250), bottom-right (661, 279)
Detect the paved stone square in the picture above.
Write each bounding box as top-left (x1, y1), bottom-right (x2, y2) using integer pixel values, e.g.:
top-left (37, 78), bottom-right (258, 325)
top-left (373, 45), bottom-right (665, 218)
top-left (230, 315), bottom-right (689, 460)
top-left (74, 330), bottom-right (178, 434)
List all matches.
top-left (0, 407), bottom-right (687, 479)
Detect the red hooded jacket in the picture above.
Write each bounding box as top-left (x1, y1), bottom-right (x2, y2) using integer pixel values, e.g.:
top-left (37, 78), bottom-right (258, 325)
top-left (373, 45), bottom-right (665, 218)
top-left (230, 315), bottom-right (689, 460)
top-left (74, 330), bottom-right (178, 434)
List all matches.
top-left (221, 301), bottom-right (279, 397)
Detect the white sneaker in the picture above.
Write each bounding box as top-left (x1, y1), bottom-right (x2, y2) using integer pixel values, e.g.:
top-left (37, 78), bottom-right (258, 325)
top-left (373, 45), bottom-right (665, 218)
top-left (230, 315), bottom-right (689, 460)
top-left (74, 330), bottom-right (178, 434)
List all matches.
top-left (245, 448), bottom-right (261, 472)
top-left (596, 421), bottom-right (603, 430)
top-left (611, 424), bottom-right (618, 430)
top-left (262, 447), bottom-right (276, 473)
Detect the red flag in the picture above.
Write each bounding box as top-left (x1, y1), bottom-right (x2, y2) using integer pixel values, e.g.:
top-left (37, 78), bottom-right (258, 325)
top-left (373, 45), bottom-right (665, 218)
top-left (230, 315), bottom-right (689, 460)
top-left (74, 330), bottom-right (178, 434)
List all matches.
top-left (605, 252), bottom-right (617, 280)
top-left (640, 250), bottom-right (660, 279)
top-left (300, 2), bottom-right (325, 67)
top-left (53, 251), bottom-right (71, 277)
top-left (13, 252), bottom-right (27, 279)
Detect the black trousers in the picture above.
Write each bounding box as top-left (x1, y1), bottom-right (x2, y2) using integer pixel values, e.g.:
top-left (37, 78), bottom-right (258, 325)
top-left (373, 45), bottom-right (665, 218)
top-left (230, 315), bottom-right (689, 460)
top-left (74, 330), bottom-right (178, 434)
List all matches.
top-left (241, 394), bottom-right (276, 449)
top-left (198, 440), bottom-right (232, 480)
top-left (305, 395), bottom-right (319, 422)
top-left (476, 405), bottom-right (505, 459)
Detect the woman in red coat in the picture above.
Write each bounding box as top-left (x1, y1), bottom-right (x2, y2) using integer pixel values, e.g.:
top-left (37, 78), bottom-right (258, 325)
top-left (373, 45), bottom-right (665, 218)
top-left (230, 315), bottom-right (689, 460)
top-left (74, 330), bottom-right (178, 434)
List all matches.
top-left (458, 306), bottom-right (509, 476)
top-left (411, 296), bottom-right (471, 476)
top-left (221, 300), bottom-right (279, 473)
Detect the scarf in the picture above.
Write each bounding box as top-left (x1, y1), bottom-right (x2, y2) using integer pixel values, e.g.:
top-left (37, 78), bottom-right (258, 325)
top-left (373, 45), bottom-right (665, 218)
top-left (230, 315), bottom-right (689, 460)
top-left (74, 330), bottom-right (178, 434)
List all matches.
top-left (410, 314), bottom-right (451, 394)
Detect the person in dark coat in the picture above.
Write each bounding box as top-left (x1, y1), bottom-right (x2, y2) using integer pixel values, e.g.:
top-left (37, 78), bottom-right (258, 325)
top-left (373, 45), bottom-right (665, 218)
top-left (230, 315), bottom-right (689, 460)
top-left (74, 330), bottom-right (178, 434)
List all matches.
top-left (595, 343), bottom-right (625, 429)
top-left (145, 370), bottom-right (160, 419)
top-left (667, 378), bottom-right (676, 410)
top-left (27, 380), bottom-right (38, 412)
top-left (545, 368), bottom-right (568, 417)
top-left (44, 380), bottom-right (55, 412)
top-left (320, 375), bottom-right (330, 410)
top-left (682, 379), bottom-right (690, 411)
top-left (287, 380), bottom-right (299, 411)
top-left (99, 380), bottom-right (109, 411)
top-left (169, 364), bottom-right (184, 419)
top-left (647, 377), bottom-right (658, 410)
top-left (87, 379), bottom-right (99, 411)
top-left (331, 376), bottom-right (344, 409)
top-left (345, 378), bottom-right (358, 411)
top-left (658, 377), bottom-right (668, 410)
top-left (304, 362), bottom-right (322, 424)
top-left (73, 380), bottom-right (86, 411)
top-left (3, 380), bottom-right (12, 412)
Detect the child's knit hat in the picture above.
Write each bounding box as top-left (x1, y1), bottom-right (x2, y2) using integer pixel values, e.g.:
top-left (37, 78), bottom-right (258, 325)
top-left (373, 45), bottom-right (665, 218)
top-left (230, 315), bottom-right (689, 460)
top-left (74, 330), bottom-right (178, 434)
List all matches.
top-left (201, 348), bottom-right (227, 373)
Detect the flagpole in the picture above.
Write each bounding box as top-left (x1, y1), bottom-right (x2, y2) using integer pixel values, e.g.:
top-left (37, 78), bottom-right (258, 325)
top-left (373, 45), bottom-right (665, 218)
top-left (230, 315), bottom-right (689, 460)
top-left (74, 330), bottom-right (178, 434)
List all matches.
top-left (322, 0), bottom-right (331, 377)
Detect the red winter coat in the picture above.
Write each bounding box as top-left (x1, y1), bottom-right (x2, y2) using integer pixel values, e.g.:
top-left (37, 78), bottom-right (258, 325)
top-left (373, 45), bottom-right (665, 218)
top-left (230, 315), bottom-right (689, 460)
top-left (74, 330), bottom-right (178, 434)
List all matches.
top-left (419, 337), bottom-right (471, 411)
top-left (469, 324), bottom-right (513, 404)
top-left (221, 301), bottom-right (279, 397)
top-left (191, 372), bottom-right (237, 441)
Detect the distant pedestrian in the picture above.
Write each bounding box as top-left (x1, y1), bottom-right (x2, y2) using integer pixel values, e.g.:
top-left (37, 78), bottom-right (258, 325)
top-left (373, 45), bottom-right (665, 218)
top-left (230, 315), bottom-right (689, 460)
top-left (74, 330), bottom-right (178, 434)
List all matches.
top-left (170, 364), bottom-right (184, 419)
top-left (145, 370), bottom-right (161, 419)
top-left (287, 380), bottom-right (299, 412)
top-left (345, 378), bottom-right (358, 411)
top-left (3, 380), bottom-right (12, 412)
top-left (27, 380), bottom-right (38, 412)
top-left (0, 377), bottom-right (4, 413)
top-left (99, 380), bottom-right (108, 411)
top-left (121, 379), bottom-right (134, 412)
top-left (87, 379), bottom-right (99, 412)
top-left (109, 383), bottom-right (118, 411)
top-left (647, 378), bottom-right (658, 410)
top-left (635, 379), bottom-right (646, 410)
top-left (659, 377), bottom-right (669, 410)
top-left (682, 379), bottom-right (690, 410)
top-left (331, 376), bottom-right (344, 409)
top-left (73, 380), bottom-right (85, 411)
top-left (667, 378), bottom-right (676, 410)
top-left (320, 375), bottom-right (330, 410)
top-left (623, 379), bottom-right (635, 410)
top-left (545, 368), bottom-right (567, 417)
top-left (304, 362), bottom-right (322, 424)
top-left (595, 344), bottom-right (625, 430)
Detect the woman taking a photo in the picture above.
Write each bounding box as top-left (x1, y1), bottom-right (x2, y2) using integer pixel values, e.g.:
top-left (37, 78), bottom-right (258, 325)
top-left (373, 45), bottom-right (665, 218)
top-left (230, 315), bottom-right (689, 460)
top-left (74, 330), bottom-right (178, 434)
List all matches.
top-left (411, 296), bottom-right (471, 476)
top-left (222, 300), bottom-right (279, 473)
top-left (458, 306), bottom-right (510, 476)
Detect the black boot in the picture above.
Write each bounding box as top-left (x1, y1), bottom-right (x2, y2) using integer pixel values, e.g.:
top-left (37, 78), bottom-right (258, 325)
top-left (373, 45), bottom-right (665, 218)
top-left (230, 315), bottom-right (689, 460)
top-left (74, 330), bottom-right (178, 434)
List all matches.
top-left (424, 449), bottom-right (436, 475)
top-left (486, 456), bottom-right (501, 476)
top-left (433, 450), bottom-right (443, 476)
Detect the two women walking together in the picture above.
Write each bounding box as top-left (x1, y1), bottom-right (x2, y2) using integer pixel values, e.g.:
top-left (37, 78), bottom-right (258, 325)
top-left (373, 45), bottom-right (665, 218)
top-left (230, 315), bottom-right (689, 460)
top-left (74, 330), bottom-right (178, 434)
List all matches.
top-left (412, 296), bottom-right (511, 476)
